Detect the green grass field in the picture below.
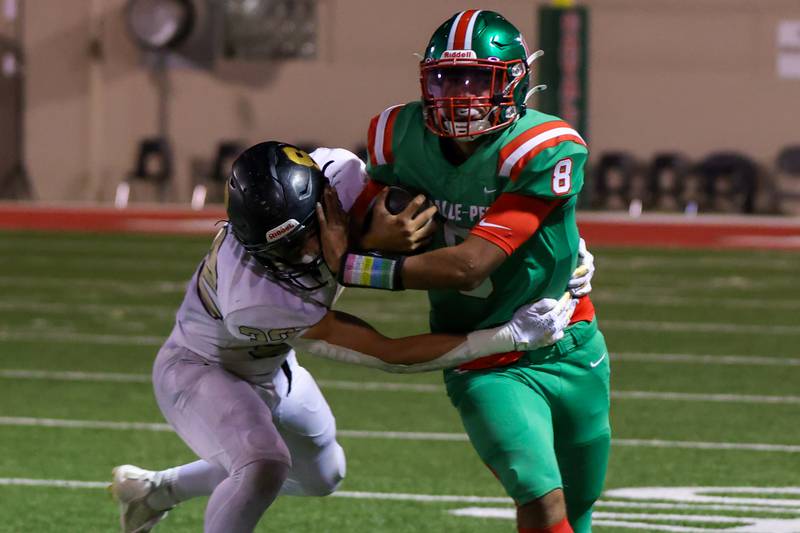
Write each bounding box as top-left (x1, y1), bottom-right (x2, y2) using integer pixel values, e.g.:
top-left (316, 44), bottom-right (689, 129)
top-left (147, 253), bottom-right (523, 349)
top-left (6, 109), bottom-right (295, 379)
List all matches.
top-left (1, 229), bottom-right (799, 532)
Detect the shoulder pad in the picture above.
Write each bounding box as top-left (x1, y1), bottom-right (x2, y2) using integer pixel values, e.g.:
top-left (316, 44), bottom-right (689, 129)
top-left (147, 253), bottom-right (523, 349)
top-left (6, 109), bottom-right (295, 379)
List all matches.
top-left (498, 120), bottom-right (586, 181)
top-left (367, 104), bottom-right (406, 167)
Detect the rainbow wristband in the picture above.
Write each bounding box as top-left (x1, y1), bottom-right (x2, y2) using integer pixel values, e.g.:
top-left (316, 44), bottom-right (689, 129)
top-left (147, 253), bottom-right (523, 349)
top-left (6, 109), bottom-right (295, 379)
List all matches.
top-left (338, 253), bottom-right (405, 291)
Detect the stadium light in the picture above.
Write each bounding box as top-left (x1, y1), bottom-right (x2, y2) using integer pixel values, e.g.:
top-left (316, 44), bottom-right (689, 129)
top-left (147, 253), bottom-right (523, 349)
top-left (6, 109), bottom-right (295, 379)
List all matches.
top-left (125, 0), bottom-right (195, 51)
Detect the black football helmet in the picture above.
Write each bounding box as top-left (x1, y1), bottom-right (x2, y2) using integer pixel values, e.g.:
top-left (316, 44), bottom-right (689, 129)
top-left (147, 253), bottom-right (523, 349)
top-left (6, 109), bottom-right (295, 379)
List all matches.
top-left (226, 141), bottom-right (329, 292)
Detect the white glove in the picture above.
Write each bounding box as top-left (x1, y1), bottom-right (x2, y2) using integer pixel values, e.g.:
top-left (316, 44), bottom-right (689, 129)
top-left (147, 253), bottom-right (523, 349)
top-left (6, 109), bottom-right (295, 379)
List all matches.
top-left (568, 238), bottom-right (595, 298)
top-left (502, 293), bottom-right (577, 351)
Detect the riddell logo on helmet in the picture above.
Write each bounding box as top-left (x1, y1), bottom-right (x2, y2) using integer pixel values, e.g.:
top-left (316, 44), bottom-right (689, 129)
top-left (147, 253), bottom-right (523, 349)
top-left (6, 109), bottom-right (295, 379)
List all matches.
top-left (442, 49), bottom-right (477, 59)
top-left (266, 219), bottom-right (299, 242)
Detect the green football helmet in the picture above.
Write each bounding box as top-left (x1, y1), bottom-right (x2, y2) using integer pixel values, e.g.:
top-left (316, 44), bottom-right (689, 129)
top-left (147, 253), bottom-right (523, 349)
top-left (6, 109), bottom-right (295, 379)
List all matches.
top-left (420, 10), bottom-right (545, 139)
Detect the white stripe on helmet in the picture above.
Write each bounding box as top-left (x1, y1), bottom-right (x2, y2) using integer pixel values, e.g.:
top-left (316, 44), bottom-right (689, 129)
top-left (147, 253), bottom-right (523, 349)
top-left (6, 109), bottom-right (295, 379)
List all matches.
top-left (463, 10), bottom-right (482, 50)
top-left (447, 11), bottom-right (467, 50)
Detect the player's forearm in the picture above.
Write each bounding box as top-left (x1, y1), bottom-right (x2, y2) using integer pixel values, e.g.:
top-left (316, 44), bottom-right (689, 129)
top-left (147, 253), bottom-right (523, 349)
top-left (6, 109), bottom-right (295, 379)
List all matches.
top-left (330, 332), bottom-right (466, 365)
top-left (298, 310), bottom-right (463, 363)
top-left (293, 310), bottom-right (514, 372)
top-left (401, 246), bottom-right (482, 290)
top-left (291, 329), bottom-right (513, 373)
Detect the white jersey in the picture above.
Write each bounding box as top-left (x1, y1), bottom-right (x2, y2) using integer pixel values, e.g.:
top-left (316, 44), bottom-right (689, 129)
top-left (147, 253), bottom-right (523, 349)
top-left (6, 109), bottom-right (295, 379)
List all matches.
top-left (167, 148), bottom-right (368, 380)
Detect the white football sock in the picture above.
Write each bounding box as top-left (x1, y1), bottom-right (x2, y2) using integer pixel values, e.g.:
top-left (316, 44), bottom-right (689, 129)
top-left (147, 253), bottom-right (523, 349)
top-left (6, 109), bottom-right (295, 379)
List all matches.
top-left (146, 460), bottom-right (227, 510)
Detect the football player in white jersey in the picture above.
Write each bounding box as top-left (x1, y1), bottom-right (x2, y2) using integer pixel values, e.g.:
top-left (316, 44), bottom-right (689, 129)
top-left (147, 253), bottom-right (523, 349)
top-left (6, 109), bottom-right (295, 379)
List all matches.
top-left (110, 142), bottom-right (590, 533)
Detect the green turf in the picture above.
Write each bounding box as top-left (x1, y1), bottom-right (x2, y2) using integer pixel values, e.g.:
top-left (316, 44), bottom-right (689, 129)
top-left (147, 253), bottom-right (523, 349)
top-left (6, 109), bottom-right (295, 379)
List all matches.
top-left (1, 229), bottom-right (799, 532)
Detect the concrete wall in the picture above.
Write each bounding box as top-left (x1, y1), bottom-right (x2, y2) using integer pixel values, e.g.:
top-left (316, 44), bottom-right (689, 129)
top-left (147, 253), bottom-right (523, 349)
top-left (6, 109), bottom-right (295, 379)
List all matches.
top-left (21, 0), bottom-right (800, 202)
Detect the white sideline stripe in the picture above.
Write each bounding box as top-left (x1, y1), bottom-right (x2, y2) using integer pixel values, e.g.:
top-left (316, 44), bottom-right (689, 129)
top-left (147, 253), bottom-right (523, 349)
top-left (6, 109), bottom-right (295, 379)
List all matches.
top-left (4, 370), bottom-right (800, 406)
top-left (1, 416), bottom-right (799, 452)
top-left (602, 319), bottom-right (800, 335)
top-left (1, 478), bottom-right (798, 517)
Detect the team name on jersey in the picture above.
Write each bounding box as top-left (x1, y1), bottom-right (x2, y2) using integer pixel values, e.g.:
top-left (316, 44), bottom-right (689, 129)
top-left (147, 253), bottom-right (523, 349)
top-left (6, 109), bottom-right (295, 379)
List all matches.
top-left (434, 199), bottom-right (489, 223)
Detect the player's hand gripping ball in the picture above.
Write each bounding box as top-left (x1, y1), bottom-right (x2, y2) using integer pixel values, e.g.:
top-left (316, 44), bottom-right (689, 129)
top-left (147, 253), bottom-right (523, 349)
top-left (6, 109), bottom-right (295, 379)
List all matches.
top-left (362, 186), bottom-right (439, 254)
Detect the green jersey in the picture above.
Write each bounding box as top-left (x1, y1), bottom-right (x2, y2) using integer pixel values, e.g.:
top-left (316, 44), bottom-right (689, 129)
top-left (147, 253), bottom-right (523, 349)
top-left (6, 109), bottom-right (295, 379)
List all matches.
top-left (367, 101), bottom-right (589, 334)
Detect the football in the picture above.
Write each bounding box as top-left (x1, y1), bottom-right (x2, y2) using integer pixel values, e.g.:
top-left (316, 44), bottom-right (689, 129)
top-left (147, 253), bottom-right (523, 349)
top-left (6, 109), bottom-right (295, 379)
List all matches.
top-left (384, 185), bottom-right (434, 216)
top-left (363, 185), bottom-right (437, 232)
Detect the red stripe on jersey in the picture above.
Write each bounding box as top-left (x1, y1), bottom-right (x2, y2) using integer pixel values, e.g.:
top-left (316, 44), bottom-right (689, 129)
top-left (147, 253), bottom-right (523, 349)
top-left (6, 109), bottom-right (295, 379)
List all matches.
top-left (367, 114), bottom-right (379, 166)
top-left (470, 193), bottom-right (562, 256)
top-left (350, 179), bottom-right (386, 222)
top-left (453, 9), bottom-right (477, 49)
top-left (571, 295), bottom-right (595, 324)
top-left (509, 134), bottom-right (586, 182)
top-left (498, 120), bottom-right (569, 164)
top-left (382, 107), bottom-right (402, 164)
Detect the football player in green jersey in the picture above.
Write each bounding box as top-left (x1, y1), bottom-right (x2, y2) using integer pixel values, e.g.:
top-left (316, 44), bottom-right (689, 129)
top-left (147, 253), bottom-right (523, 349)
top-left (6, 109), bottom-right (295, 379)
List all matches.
top-left (320, 10), bottom-right (610, 533)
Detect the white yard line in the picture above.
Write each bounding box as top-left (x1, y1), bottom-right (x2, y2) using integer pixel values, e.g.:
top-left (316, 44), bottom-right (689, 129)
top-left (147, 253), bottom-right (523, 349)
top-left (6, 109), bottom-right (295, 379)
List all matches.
top-left (611, 439), bottom-right (800, 453)
top-left (592, 291), bottom-right (800, 311)
top-left (3, 317), bottom-right (800, 349)
top-left (0, 369), bottom-right (151, 383)
top-left (0, 416), bottom-right (798, 452)
top-left (611, 391), bottom-right (800, 405)
top-left (0, 331), bottom-right (163, 346)
top-left (0, 276), bottom-right (186, 293)
top-left (0, 477), bottom-right (798, 516)
top-left (3, 370), bottom-right (800, 405)
top-left (614, 352), bottom-right (800, 366)
top-left (597, 256), bottom-right (799, 271)
top-left (0, 478), bottom-right (108, 489)
top-left (2, 255), bottom-right (195, 271)
top-left (2, 293), bottom-right (798, 318)
top-left (0, 301), bottom-right (174, 317)
top-left (601, 320), bottom-right (800, 335)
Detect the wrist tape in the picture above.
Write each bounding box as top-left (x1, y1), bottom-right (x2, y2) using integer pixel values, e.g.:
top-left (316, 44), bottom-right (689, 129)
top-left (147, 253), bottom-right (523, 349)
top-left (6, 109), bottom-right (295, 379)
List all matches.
top-left (338, 252), bottom-right (405, 291)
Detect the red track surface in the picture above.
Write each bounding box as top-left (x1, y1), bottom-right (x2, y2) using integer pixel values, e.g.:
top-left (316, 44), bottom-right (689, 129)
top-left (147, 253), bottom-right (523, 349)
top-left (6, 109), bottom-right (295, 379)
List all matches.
top-left (1, 203), bottom-right (799, 250)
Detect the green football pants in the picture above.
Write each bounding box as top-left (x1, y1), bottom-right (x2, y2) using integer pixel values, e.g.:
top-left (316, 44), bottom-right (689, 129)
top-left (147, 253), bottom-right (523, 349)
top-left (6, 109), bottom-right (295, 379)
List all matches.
top-left (444, 320), bottom-right (611, 532)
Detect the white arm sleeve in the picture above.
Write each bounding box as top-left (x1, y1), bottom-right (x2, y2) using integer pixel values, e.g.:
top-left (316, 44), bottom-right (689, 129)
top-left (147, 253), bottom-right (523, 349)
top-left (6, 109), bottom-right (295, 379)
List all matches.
top-left (288, 326), bottom-right (514, 374)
